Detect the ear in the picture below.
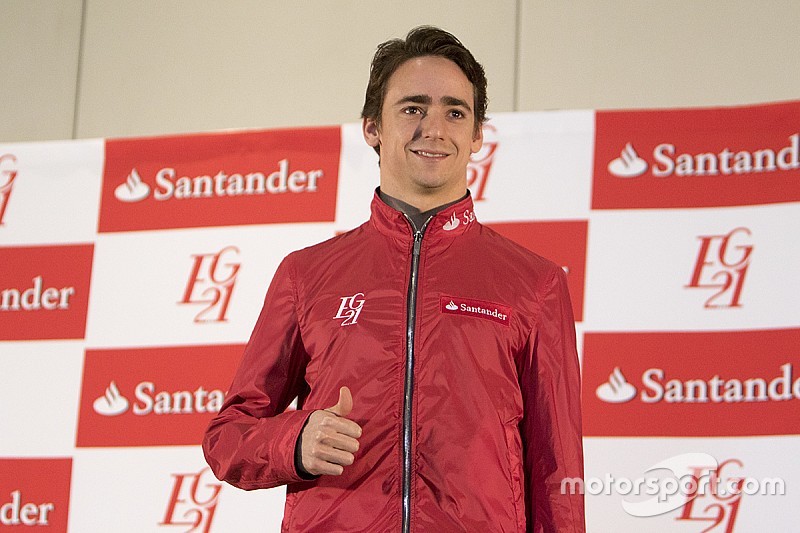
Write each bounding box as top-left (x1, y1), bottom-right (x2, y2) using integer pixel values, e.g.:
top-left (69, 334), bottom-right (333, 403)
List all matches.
top-left (362, 117), bottom-right (381, 148)
top-left (470, 123), bottom-right (484, 154)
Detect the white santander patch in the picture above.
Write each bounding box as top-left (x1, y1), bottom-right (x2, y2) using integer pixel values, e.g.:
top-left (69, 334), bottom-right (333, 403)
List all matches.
top-left (440, 295), bottom-right (511, 326)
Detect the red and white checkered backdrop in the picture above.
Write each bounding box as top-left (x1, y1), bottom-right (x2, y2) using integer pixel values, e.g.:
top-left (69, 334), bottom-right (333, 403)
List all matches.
top-left (1, 100), bottom-right (799, 532)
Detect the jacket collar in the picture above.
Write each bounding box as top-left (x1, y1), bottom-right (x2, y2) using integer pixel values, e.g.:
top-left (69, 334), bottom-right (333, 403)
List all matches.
top-left (370, 188), bottom-right (477, 243)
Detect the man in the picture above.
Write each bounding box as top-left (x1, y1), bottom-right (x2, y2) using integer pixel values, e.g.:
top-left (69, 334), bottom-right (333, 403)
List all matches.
top-left (203, 26), bottom-right (585, 532)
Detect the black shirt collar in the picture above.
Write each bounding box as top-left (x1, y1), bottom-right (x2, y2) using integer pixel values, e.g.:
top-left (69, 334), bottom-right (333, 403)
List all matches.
top-left (377, 188), bottom-right (469, 232)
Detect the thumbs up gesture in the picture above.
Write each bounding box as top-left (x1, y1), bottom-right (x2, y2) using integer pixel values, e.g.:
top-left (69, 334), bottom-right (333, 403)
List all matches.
top-left (300, 386), bottom-right (362, 476)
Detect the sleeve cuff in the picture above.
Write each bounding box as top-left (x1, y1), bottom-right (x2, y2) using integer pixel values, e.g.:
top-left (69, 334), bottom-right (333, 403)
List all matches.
top-left (294, 413), bottom-right (321, 481)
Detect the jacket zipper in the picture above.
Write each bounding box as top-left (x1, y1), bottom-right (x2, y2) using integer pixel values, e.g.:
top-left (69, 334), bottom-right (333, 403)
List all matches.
top-left (402, 217), bottom-right (429, 533)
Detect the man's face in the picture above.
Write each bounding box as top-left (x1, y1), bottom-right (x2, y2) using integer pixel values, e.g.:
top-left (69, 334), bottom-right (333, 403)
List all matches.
top-left (363, 56), bottom-right (483, 205)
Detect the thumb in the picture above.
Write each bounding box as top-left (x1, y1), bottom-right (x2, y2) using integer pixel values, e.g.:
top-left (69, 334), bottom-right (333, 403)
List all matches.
top-left (326, 386), bottom-right (353, 417)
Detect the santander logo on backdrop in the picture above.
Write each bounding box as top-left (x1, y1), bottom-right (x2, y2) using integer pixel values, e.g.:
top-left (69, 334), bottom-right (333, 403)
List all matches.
top-left (0, 244), bottom-right (93, 341)
top-left (93, 381), bottom-right (129, 416)
top-left (77, 344), bottom-right (242, 447)
top-left (606, 135), bottom-right (799, 179)
top-left (595, 364), bottom-right (800, 405)
top-left (99, 127), bottom-right (341, 232)
top-left (0, 459), bottom-right (72, 530)
top-left (114, 168), bottom-right (150, 202)
top-left (592, 100), bottom-right (800, 208)
top-left (595, 367), bottom-right (637, 403)
top-left (606, 143), bottom-right (648, 178)
top-left (582, 328), bottom-right (800, 437)
top-left (92, 380), bottom-right (224, 417)
top-left (113, 159), bottom-right (323, 203)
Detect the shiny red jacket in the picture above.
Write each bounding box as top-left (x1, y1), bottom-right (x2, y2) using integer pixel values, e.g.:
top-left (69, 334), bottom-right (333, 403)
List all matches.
top-left (203, 193), bottom-right (585, 532)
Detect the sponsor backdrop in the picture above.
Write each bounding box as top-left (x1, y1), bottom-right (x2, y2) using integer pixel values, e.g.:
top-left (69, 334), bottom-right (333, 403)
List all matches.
top-left (1, 100), bottom-right (798, 532)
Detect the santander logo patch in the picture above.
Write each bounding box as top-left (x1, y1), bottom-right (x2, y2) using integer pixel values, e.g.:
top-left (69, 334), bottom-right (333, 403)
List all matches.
top-left (440, 295), bottom-right (511, 326)
top-left (443, 212), bottom-right (460, 231)
top-left (442, 209), bottom-right (475, 231)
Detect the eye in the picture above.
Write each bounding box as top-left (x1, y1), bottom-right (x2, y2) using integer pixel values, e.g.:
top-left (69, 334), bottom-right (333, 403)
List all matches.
top-left (403, 106), bottom-right (423, 115)
top-left (449, 109), bottom-right (465, 119)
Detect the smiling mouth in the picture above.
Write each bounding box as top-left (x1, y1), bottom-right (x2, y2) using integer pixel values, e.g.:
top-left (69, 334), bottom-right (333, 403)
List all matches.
top-left (411, 150), bottom-right (448, 159)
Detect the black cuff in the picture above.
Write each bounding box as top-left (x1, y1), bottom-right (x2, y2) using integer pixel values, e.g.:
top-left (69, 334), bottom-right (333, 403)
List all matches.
top-left (294, 416), bottom-right (320, 481)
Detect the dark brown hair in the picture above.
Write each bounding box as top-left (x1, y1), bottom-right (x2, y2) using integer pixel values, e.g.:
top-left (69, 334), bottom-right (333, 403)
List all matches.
top-left (361, 26), bottom-right (488, 141)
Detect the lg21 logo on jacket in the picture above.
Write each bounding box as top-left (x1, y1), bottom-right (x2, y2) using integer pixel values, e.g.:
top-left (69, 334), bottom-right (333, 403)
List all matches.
top-left (334, 292), bottom-right (365, 326)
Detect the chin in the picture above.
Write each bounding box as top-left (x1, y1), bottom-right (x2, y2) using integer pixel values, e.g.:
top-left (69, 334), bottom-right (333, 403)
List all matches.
top-left (413, 179), bottom-right (451, 191)
top-left (411, 172), bottom-right (453, 188)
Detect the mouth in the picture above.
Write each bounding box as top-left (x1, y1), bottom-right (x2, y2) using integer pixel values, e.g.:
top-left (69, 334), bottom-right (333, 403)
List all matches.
top-left (411, 149), bottom-right (449, 159)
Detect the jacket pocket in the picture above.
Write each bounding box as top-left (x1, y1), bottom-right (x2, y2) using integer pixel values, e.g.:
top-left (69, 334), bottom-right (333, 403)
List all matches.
top-left (504, 425), bottom-right (526, 532)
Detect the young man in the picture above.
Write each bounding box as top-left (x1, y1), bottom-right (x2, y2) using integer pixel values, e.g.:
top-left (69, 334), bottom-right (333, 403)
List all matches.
top-left (203, 26), bottom-right (585, 532)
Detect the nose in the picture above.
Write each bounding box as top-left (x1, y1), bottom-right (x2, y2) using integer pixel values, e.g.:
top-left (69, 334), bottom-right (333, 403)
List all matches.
top-left (420, 110), bottom-right (445, 140)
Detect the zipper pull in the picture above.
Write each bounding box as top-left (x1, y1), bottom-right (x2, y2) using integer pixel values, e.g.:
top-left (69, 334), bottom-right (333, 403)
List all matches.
top-left (413, 232), bottom-right (422, 256)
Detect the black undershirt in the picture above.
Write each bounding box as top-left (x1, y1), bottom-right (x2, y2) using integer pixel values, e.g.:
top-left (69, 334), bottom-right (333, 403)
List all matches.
top-left (378, 188), bottom-right (469, 231)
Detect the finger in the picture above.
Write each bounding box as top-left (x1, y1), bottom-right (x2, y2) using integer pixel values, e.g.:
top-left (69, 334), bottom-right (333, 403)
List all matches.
top-left (319, 413), bottom-right (362, 439)
top-left (313, 446), bottom-right (356, 468)
top-left (326, 386), bottom-right (353, 417)
top-left (319, 431), bottom-right (360, 454)
top-left (306, 458), bottom-right (345, 477)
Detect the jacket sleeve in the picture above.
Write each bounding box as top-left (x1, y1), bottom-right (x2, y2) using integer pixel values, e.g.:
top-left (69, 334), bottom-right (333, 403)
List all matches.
top-left (520, 266), bottom-right (585, 532)
top-left (202, 253), bottom-right (314, 490)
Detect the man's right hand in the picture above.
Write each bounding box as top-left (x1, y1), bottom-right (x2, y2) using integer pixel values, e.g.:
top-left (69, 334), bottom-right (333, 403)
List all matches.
top-left (300, 386), bottom-right (362, 476)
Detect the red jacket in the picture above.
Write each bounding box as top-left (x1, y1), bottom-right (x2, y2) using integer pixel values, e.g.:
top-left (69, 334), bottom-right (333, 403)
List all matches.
top-left (203, 192), bottom-right (585, 532)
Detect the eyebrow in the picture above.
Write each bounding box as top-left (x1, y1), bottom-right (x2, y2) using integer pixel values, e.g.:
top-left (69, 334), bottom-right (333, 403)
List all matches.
top-left (395, 94), bottom-right (472, 112)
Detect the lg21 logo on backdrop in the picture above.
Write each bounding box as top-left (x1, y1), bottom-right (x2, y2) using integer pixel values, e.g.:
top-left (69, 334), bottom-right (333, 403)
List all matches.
top-left (685, 227), bottom-right (752, 309)
top-left (179, 246), bottom-right (241, 323)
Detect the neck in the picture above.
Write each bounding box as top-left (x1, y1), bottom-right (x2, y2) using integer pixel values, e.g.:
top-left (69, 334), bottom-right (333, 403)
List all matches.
top-left (377, 183), bottom-right (467, 213)
top-left (379, 189), bottom-right (467, 231)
